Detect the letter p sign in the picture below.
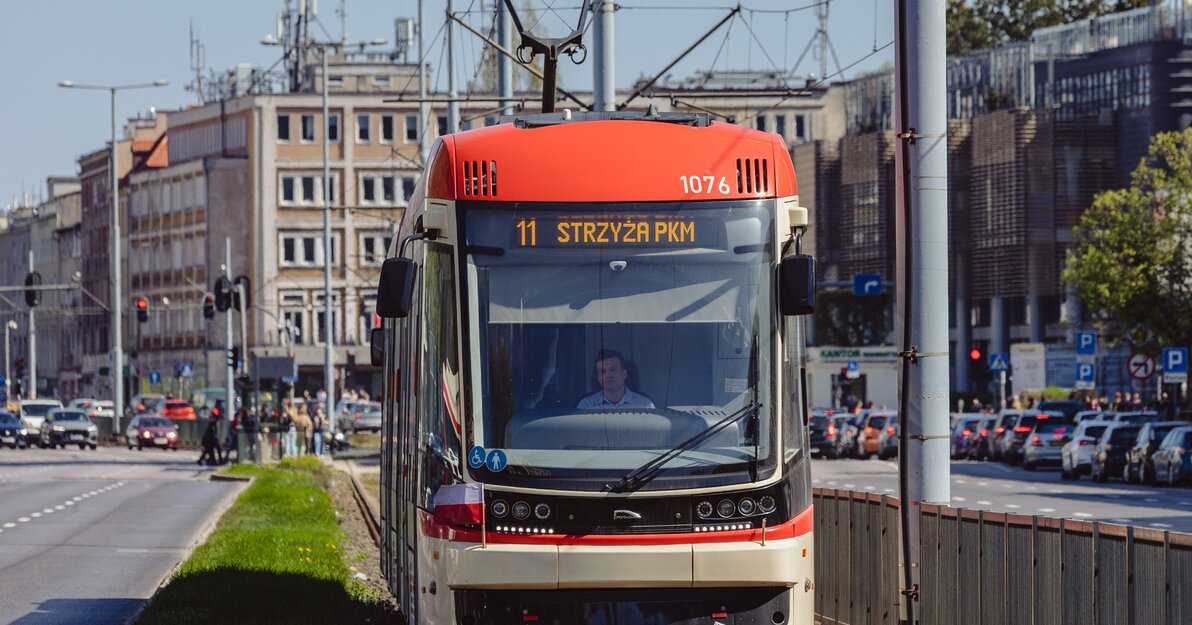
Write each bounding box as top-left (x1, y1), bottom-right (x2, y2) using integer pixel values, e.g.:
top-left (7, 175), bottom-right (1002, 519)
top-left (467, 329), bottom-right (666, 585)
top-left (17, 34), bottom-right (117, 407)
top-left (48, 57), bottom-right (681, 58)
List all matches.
top-left (1164, 347), bottom-right (1188, 373)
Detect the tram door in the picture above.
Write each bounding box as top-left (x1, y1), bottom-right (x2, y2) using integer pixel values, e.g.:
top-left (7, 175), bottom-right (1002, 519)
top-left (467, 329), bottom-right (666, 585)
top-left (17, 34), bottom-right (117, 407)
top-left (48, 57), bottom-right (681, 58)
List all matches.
top-left (393, 240), bottom-right (424, 621)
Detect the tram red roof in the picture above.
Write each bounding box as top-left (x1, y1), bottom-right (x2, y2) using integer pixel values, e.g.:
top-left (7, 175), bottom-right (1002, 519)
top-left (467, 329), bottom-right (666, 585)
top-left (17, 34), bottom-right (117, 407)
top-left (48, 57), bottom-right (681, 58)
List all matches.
top-left (425, 119), bottom-right (796, 203)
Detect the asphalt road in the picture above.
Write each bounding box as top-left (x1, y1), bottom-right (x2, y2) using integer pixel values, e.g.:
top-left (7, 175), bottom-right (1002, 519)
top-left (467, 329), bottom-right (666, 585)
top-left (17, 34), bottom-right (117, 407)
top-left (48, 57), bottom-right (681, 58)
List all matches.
top-left (0, 445), bottom-right (242, 625)
top-left (811, 456), bottom-right (1192, 533)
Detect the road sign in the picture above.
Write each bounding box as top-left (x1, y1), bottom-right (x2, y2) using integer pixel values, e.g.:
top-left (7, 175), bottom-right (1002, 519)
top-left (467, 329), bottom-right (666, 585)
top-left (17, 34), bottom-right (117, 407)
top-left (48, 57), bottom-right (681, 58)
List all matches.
top-left (1075, 362), bottom-right (1096, 390)
top-left (845, 360), bottom-right (860, 379)
top-left (853, 273), bottom-right (882, 296)
top-left (179, 363), bottom-right (194, 378)
top-left (1163, 347), bottom-right (1188, 384)
top-left (148, 371), bottom-right (161, 384)
top-left (1128, 353), bottom-right (1156, 380)
top-left (988, 352), bottom-right (1009, 372)
top-left (1076, 332), bottom-right (1097, 356)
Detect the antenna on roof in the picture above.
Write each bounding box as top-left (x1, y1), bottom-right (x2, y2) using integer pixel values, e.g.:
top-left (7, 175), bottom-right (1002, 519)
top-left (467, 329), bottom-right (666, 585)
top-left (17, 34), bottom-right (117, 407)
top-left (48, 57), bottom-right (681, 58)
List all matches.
top-left (186, 21), bottom-right (207, 104)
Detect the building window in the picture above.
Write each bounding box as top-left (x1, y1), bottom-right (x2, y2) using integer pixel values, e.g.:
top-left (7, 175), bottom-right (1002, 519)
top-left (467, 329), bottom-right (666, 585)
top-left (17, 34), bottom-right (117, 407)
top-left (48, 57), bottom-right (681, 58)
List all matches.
top-left (374, 75), bottom-right (390, 88)
top-left (279, 233), bottom-right (340, 267)
top-left (301, 114), bottom-right (315, 142)
top-left (437, 115), bottom-right (448, 136)
top-left (405, 115), bottom-right (418, 142)
top-left (328, 114), bottom-right (340, 142)
top-left (756, 115), bottom-right (767, 132)
top-left (316, 311), bottom-right (341, 344)
top-left (485, 116), bottom-right (497, 127)
top-left (359, 173), bottom-right (414, 206)
top-left (328, 75), bottom-right (343, 88)
top-left (283, 310), bottom-right (305, 344)
top-left (795, 114), bottom-right (806, 140)
top-left (279, 173), bottom-right (338, 206)
top-left (381, 115), bottom-right (394, 143)
top-left (775, 115), bottom-right (786, 140)
top-left (357, 114), bottom-right (371, 143)
top-left (360, 233), bottom-right (394, 266)
top-left (277, 114), bottom-right (290, 142)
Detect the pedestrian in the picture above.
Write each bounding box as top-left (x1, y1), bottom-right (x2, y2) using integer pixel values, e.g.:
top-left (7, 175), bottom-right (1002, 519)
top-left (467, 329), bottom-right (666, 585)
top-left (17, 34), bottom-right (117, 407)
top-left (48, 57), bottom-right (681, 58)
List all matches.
top-left (242, 408), bottom-right (260, 463)
top-left (197, 418), bottom-right (221, 466)
top-left (311, 407), bottom-right (327, 455)
top-left (279, 399), bottom-right (296, 458)
top-left (294, 404), bottom-right (312, 455)
top-left (227, 409), bottom-right (241, 463)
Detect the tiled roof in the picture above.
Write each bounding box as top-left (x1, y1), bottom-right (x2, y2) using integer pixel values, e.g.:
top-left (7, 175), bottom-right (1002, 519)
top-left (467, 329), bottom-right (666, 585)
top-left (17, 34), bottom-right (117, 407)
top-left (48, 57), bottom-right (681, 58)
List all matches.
top-left (145, 136), bottom-right (168, 168)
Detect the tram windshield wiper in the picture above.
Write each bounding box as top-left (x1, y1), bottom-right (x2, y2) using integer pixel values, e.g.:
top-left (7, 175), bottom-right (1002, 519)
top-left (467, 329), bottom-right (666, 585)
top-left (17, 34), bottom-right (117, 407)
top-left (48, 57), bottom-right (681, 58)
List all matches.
top-left (605, 400), bottom-right (761, 493)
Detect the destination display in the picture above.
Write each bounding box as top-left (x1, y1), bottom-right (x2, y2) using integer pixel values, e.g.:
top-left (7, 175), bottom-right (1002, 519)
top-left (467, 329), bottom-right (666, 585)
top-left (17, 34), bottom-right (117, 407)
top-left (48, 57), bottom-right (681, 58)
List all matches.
top-left (513, 216), bottom-right (710, 247)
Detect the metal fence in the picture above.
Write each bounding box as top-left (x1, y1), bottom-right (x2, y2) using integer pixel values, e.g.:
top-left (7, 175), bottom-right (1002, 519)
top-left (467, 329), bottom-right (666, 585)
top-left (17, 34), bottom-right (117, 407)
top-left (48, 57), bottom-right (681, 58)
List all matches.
top-left (813, 488), bottom-right (1192, 625)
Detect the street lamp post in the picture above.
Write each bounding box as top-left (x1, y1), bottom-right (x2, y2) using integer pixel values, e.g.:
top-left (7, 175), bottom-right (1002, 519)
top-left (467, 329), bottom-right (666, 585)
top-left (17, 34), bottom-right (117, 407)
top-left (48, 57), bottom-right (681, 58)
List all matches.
top-left (261, 37), bottom-right (384, 437)
top-left (4, 320), bottom-right (15, 404)
top-left (59, 78), bottom-right (169, 436)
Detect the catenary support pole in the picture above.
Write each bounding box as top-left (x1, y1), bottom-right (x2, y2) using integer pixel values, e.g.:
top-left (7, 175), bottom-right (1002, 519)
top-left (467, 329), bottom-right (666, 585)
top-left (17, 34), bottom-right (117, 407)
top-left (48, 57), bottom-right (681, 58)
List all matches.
top-left (322, 48), bottom-right (337, 437)
top-left (592, 0), bottom-right (615, 111)
top-left (895, 0), bottom-right (949, 622)
top-left (225, 239), bottom-right (234, 439)
top-left (418, 0), bottom-right (429, 165)
top-left (446, 0), bottom-right (459, 133)
top-left (498, 0), bottom-right (513, 115)
top-left (110, 87), bottom-right (123, 429)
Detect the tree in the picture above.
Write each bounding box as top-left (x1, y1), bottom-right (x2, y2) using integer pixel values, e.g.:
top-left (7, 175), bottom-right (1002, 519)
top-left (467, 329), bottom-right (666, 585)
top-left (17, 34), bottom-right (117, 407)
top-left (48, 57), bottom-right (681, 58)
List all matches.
top-left (813, 290), bottom-right (893, 346)
top-left (973, 0), bottom-right (1150, 46)
top-left (947, 0), bottom-right (994, 55)
top-left (1063, 128), bottom-right (1192, 351)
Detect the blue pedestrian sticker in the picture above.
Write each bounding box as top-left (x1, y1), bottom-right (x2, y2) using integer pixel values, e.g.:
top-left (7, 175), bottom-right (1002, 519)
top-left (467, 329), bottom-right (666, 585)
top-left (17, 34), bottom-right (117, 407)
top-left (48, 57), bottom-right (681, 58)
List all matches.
top-left (468, 446), bottom-right (487, 469)
top-left (486, 449), bottom-right (508, 473)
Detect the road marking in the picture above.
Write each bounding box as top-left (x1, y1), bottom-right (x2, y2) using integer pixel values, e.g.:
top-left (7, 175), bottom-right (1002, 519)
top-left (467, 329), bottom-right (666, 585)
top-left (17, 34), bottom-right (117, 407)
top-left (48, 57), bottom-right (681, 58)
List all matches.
top-left (1110, 518), bottom-right (1134, 524)
top-left (828, 481), bottom-right (838, 486)
top-left (30, 513), bottom-right (41, 518)
top-left (1039, 508), bottom-right (1056, 513)
top-left (1181, 501), bottom-right (1192, 506)
top-left (18, 517), bottom-right (30, 523)
top-left (954, 479), bottom-right (966, 484)
top-left (862, 485), bottom-right (876, 491)
top-left (884, 488), bottom-right (895, 493)
top-left (1024, 486), bottom-right (1037, 492)
top-left (1144, 498), bottom-right (1160, 503)
top-left (978, 481), bottom-right (989, 487)
top-left (1049, 489), bottom-right (1063, 494)
top-left (844, 483), bottom-right (856, 489)
top-left (812, 479), bottom-right (821, 484)
top-left (976, 500), bottom-right (992, 506)
top-left (1150, 523), bottom-right (1174, 529)
top-left (953, 496), bottom-right (967, 502)
top-left (1002, 483), bottom-right (1012, 488)
top-left (54, 505), bottom-right (64, 510)
top-left (64, 501), bottom-right (74, 506)
top-left (1074, 512), bottom-right (1093, 518)
top-left (3, 523), bottom-right (14, 528)
top-left (1005, 504), bottom-right (1021, 509)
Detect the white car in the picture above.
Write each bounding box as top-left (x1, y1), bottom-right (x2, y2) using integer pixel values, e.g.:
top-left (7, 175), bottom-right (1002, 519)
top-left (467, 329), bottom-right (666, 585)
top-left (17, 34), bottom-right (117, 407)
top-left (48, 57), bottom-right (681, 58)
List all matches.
top-left (1060, 420), bottom-right (1110, 480)
top-left (69, 398), bottom-right (115, 419)
top-left (18, 399), bottom-right (64, 445)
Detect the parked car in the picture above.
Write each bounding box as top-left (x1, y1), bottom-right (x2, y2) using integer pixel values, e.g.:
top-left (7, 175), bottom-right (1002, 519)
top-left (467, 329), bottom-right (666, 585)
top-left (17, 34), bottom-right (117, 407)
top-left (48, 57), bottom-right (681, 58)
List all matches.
top-left (809, 411), bottom-right (839, 458)
top-left (162, 399), bottom-right (197, 420)
top-left (18, 399), bottom-right (64, 446)
top-left (1061, 421), bottom-right (1109, 480)
top-left (1073, 409), bottom-right (1106, 424)
top-left (876, 414), bottom-right (900, 460)
top-left (0, 410), bottom-right (28, 449)
top-left (856, 411), bottom-right (897, 459)
top-left (69, 398), bottom-right (115, 419)
top-left (999, 412), bottom-right (1065, 465)
top-left (129, 393), bottom-right (166, 415)
top-left (1091, 423), bottom-right (1143, 482)
top-left (1124, 421), bottom-right (1191, 484)
top-left (825, 415), bottom-right (852, 458)
top-left (964, 414), bottom-right (998, 460)
top-left (38, 409), bottom-right (98, 450)
top-left (1022, 421), bottom-right (1072, 470)
top-left (950, 413), bottom-right (985, 458)
top-left (345, 402), bottom-right (382, 434)
top-left (1111, 411), bottom-right (1161, 424)
top-left (1151, 426), bottom-right (1192, 486)
top-left (125, 415), bottom-right (180, 450)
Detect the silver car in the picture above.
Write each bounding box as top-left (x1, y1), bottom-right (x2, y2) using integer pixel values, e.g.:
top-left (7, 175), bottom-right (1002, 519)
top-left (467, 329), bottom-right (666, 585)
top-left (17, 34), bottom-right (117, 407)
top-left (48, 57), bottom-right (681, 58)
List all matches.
top-left (345, 402), bottom-right (382, 433)
top-left (1060, 420), bottom-right (1109, 480)
top-left (39, 409), bottom-right (98, 450)
top-left (1022, 421), bottom-right (1073, 470)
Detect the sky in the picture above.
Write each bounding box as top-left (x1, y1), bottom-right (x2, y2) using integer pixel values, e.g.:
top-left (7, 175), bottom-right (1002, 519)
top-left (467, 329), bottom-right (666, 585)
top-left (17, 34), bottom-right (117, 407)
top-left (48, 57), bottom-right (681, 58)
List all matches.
top-left (0, 0), bottom-right (894, 208)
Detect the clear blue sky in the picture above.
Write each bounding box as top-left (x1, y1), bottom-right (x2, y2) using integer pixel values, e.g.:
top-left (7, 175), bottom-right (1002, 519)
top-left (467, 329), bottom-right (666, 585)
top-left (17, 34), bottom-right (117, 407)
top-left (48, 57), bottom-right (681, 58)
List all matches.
top-left (0, 0), bottom-right (894, 207)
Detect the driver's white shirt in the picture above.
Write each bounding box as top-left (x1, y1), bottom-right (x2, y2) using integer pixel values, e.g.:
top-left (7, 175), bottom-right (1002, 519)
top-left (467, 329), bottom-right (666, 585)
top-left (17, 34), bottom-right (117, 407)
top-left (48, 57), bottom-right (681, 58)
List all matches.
top-left (577, 388), bottom-right (656, 409)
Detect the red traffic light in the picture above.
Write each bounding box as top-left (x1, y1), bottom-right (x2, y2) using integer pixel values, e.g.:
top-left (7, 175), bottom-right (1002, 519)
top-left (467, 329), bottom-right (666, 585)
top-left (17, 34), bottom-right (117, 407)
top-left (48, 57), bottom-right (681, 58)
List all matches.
top-left (136, 297), bottom-right (148, 310)
top-left (969, 348), bottom-right (982, 361)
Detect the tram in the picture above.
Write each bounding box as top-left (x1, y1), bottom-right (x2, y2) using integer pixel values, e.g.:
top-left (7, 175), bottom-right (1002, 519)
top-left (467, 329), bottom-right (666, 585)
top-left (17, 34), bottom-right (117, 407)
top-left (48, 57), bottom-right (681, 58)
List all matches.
top-left (372, 109), bottom-right (818, 625)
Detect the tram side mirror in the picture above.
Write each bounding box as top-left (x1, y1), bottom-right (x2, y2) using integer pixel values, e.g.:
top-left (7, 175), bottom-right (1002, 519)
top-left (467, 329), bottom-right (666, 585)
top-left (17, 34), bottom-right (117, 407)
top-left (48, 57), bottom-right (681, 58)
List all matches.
top-left (376, 257), bottom-right (417, 318)
top-left (779, 254), bottom-right (816, 316)
top-left (370, 327), bottom-right (385, 367)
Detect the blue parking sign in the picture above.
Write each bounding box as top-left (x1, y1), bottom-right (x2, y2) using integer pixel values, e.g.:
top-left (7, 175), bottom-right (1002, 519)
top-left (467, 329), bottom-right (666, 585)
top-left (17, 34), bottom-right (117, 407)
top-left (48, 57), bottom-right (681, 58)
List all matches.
top-left (1163, 347), bottom-right (1188, 383)
top-left (1076, 332), bottom-right (1097, 356)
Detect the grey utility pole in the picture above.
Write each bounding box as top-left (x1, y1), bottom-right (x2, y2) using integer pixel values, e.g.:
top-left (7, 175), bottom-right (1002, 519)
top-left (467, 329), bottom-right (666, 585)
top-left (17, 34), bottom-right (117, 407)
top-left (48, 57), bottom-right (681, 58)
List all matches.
top-left (418, 0), bottom-right (429, 165)
top-left (27, 250), bottom-right (36, 399)
top-left (498, 0), bottom-right (513, 114)
top-left (592, 0), bottom-right (615, 111)
top-left (224, 239), bottom-right (234, 426)
top-left (322, 48), bottom-right (337, 435)
top-left (446, 0), bottom-right (459, 133)
top-left (894, 0), bottom-right (949, 622)
top-left (4, 321), bottom-right (15, 402)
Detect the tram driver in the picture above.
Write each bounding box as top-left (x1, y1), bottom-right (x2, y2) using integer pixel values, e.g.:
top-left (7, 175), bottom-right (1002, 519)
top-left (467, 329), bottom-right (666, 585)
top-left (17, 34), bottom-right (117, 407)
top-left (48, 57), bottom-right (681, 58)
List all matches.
top-left (577, 349), bottom-right (656, 410)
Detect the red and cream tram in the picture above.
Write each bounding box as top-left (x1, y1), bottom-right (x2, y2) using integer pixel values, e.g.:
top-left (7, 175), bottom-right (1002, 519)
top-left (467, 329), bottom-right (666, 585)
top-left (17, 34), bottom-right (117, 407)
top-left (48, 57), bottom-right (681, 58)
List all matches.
top-left (373, 109), bottom-right (817, 625)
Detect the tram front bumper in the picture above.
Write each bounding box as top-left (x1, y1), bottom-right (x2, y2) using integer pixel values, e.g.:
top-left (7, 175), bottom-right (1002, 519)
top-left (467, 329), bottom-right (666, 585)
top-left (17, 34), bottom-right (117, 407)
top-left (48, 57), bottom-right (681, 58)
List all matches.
top-left (445, 534), bottom-right (811, 590)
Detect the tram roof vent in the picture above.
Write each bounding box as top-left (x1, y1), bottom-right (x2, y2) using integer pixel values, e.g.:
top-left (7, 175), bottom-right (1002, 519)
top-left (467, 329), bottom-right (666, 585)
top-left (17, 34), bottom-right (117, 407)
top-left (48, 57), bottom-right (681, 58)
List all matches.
top-left (462, 160), bottom-right (498, 197)
top-left (735, 157), bottom-right (769, 194)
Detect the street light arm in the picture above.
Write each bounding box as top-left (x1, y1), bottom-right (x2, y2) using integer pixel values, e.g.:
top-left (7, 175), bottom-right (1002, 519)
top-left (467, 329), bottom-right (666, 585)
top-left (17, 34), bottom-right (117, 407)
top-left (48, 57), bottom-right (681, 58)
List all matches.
top-left (58, 80), bottom-right (169, 91)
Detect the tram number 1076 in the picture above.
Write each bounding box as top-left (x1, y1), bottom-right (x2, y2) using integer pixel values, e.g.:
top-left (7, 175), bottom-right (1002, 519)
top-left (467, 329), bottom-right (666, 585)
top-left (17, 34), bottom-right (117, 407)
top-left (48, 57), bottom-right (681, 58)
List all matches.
top-left (679, 175), bottom-right (731, 195)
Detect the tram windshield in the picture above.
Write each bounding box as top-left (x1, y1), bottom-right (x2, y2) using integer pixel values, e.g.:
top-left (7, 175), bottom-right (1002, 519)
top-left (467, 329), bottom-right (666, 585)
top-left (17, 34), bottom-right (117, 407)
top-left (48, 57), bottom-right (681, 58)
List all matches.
top-left (462, 200), bottom-right (777, 491)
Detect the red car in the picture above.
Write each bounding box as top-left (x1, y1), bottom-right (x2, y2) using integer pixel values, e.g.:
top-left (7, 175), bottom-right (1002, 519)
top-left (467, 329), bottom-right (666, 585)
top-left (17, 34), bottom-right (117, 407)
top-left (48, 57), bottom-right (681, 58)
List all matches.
top-left (125, 415), bottom-right (180, 450)
top-left (162, 400), bottom-right (196, 420)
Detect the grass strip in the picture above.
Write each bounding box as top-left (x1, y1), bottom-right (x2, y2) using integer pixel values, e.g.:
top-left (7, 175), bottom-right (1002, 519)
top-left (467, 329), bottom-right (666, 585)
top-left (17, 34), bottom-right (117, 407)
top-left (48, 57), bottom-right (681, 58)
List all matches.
top-left (136, 456), bottom-right (393, 625)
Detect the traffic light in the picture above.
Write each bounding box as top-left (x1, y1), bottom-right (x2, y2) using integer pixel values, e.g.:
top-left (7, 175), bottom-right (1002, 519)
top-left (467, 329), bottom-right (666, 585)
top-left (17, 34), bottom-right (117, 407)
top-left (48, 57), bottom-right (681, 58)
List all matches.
top-left (24, 272), bottom-right (41, 307)
top-left (14, 356), bottom-right (25, 380)
top-left (969, 347), bottom-right (982, 362)
top-left (233, 275), bottom-right (251, 312)
top-left (135, 296), bottom-right (149, 323)
top-left (214, 276), bottom-right (233, 312)
top-left (346, 353), bottom-right (356, 383)
top-left (203, 293), bottom-right (216, 320)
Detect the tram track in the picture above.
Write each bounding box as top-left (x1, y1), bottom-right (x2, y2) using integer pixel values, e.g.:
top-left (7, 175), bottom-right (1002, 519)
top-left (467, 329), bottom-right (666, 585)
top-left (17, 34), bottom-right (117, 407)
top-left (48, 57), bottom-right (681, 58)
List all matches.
top-left (346, 464), bottom-right (383, 548)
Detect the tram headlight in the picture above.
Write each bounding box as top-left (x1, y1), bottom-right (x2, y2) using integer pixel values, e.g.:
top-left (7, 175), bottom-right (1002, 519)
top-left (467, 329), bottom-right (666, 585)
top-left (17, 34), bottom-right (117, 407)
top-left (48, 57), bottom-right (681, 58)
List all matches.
top-left (716, 499), bottom-right (736, 518)
top-left (737, 497), bottom-right (756, 516)
top-left (491, 500), bottom-right (509, 518)
top-left (758, 495), bottom-right (777, 514)
top-left (696, 501), bottom-right (714, 519)
top-left (512, 501), bottom-right (531, 520)
top-left (534, 503), bottom-right (551, 519)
